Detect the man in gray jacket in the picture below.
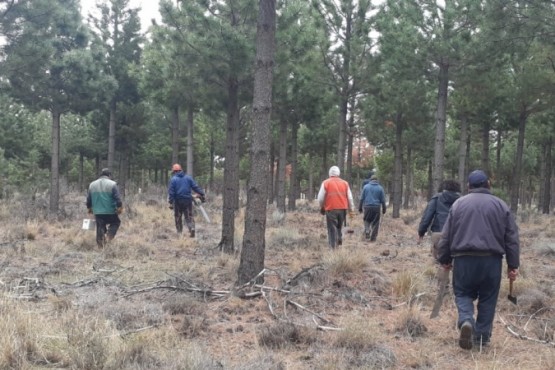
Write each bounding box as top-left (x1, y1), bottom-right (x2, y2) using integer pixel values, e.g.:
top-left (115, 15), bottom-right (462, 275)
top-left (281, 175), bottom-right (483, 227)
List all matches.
top-left (437, 170), bottom-right (519, 350)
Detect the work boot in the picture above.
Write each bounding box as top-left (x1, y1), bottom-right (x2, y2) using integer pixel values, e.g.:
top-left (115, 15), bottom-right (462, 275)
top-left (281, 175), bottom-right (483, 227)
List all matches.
top-left (459, 321), bottom-right (473, 350)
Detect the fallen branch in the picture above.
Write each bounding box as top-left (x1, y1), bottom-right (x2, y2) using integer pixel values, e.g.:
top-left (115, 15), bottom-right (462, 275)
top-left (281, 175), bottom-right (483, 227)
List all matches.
top-left (123, 285), bottom-right (229, 298)
top-left (391, 292), bottom-right (427, 308)
top-left (286, 299), bottom-right (332, 324)
top-left (499, 315), bottom-right (555, 347)
top-left (312, 316), bottom-right (343, 331)
top-left (523, 307), bottom-right (553, 331)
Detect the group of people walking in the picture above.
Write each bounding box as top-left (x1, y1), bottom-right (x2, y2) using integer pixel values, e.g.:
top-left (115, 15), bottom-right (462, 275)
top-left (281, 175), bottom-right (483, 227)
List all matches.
top-left (418, 170), bottom-right (519, 350)
top-left (86, 163), bottom-right (205, 248)
top-left (319, 165), bottom-right (520, 351)
top-left (318, 166), bottom-right (387, 249)
top-left (87, 163), bottom-right (520, 352)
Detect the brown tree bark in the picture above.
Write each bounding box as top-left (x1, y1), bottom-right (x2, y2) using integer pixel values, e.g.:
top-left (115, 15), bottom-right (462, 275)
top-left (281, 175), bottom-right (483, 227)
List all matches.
top-left (457, 115), bottom-right (469, 192)
top-left (510, 109), bottom-right (528, 213)
top-left (186, 106), bottom-right (194, 176)
top-left (432, 61), bottom-right (449, 194)
top-left (49, 109), bottom-right (61, 214)
top-left (171, 106), bottom-right (180, 165)
top-left (237, 0), bottom-right (276, 285)
top-left (108, 102), bottom-right (117, 170)
top-left (276, 118), bottom-right (287, 213)
top-left (288, 122), bottom-right (299, 211)
top-left (392, 115), bottom-right (403, 219)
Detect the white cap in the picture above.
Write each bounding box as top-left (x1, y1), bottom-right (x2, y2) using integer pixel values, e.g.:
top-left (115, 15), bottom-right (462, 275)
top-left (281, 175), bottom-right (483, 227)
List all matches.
top-left (329, 166), bottom-right (340, 177)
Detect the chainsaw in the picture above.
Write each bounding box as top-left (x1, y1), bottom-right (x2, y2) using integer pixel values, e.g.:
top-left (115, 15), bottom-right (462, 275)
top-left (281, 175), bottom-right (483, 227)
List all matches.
top-left (193, 196), bottom-right (211, 223)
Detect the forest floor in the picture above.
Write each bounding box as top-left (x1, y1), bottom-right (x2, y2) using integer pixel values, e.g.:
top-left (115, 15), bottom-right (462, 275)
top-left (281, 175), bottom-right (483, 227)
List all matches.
top-left (0, 190), bottom-right (554, 369)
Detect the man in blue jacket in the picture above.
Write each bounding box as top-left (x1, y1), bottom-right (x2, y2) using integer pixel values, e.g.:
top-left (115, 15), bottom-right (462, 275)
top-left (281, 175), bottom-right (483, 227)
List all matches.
top-left (437, 170), bottom-right (519, 350)
top-left (358, 175), bottom-right (387, 241)
top-left (86, 168), bottom-right (123, 248)
top-left (168, 163), bottom-right (206, 237)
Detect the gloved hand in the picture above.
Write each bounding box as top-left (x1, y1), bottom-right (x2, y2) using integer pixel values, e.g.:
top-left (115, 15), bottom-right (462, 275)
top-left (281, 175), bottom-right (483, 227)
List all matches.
top-left (87, 208), bottom-right (93, 215)
top-left (116, 207), bottom-right (123, 215)
top-left (169, 203), bottom-right (174, 210)
top-left (320, 208), bottom-right (325, 215)
top-left (382, 207), bottom-right (386, 215)
top-left (358, 208), bottom-right (362, 214)
top-left (199, 195), bottom-right (206, 203)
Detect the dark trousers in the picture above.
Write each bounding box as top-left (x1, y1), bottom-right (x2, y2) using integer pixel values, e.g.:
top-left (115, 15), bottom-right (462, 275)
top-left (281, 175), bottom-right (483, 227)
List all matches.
top-left (325, 209), bottom-right (346, 248)
top-left (453, 255), bottom-right (502, 344)
top-left (95, 214), bottom-right (121, 247)
top-left (363, 205), bottom-right (381, 241)
top-left (174, 198), bottom-right (194, 233)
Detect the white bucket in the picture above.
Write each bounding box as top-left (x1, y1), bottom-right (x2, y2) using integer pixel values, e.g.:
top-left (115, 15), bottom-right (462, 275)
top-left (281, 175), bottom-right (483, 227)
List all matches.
top-left (82, 218), bottom-right (96, 231)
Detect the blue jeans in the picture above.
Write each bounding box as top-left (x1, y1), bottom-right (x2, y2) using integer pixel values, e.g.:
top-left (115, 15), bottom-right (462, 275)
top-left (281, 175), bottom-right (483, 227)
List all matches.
top-left (453, 255), bottom-right (502, 343)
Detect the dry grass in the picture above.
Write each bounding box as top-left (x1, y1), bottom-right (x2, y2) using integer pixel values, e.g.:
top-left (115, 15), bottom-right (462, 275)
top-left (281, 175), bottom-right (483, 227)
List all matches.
top-left (0, 191), bottom-right (554, 369)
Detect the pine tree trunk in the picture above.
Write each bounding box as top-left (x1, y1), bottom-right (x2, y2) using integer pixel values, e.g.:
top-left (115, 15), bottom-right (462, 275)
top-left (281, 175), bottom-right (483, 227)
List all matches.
top-left (308, 157), bottom-right (314, 201)
top-left (171, 106), bottom-right (180, 165)
top-left (458, 115), bottom-right (469, 191)
top-left (219, 76), bottom-right (241, 254)
top-left (510, 110), bottom-right (528, 213)
top-left (392, 115), bottom-right (403, 219)
top-left (209, 132), bottom-right (215, 192)
top-left (432, 62), bottom-right (449, 194)
top-left (481, 120), bottom-right (490, 174)
top-left (337, 97), bottom-right (348, 171)
top-left (237, 0), bottom-right (275, 285)
top-left (403, 146), bottom-right (412, 209)
top-left (541, 138), bottom-right (552, 214)
top-left (79, 152), bottom-right (84, 192)
top-left (186, 107), bottom-right (194, 176)
top-left (119, 152), bottom-right (127, 198)
top-left (268, 142), bottom-right (275, 204)
top-left (276, 119), bottom-right (287, 212)
top-left (108, 102), bottom-right (117, 170)
top-left (496, 130), bottom-right (503, 177)
top-left (49, 109), bottom-right (61, 214)
top-left (288, 122), bottom-right (299, 211)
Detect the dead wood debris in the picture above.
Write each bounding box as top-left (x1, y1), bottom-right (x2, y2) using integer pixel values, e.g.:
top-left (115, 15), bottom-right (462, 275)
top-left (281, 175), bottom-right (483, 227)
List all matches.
top-left (499, 314), bottom-right (555, 347)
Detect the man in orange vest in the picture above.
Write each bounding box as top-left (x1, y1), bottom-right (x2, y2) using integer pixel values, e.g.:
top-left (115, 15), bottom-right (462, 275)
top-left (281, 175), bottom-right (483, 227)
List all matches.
top-left (317, 166), bottom-right (355, 248)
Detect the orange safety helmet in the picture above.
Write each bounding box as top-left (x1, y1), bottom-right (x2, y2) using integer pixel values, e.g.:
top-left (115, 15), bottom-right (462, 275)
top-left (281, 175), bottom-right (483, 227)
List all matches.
top-left (172, 163), bottom-right (182, 172)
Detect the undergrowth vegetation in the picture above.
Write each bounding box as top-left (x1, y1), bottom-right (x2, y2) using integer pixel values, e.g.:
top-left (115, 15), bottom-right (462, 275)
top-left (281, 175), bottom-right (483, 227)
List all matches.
top-left (0, 190), bottom-right (554, 369)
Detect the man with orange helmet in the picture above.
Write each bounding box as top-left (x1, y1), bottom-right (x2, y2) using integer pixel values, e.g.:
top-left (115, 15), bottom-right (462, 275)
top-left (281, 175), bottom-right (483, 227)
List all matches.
top-left (168, 163), bottom-right (205, 237)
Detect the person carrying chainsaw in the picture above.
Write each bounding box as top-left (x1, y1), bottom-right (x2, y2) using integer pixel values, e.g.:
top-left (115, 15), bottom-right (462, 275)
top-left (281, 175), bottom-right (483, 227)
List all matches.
top-left (168, 163), bottom-right (206, 238)
top-left (437, 170), bottom-right (520, 350)
top-left (86, 168), bottom-right (123, 248)
top-left (417, 179), bottom-right (461, 258)
top-left (317, 166), bottom-right (355, 249)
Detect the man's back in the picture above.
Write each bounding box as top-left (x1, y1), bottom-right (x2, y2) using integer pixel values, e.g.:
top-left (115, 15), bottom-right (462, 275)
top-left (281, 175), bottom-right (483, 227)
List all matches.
top-left (439, 188), bottom-right (519, 268)
top-left (89, 177), bottom-right (118, 214)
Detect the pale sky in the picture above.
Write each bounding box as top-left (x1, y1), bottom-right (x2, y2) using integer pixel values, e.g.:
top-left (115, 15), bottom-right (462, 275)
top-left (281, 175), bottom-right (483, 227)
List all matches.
top-left (80, 0), bottom-right (162, 33)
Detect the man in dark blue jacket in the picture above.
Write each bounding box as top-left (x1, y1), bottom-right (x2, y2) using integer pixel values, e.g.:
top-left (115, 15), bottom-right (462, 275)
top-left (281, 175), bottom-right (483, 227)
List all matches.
top-left (358, 175), bottom-right (387, 241)
top-left (418, 179), bottom-right (461, 258)
top-left (437, 170), bottom-right (519, 350)
top-left (168, 164), bottom-right (206, 237)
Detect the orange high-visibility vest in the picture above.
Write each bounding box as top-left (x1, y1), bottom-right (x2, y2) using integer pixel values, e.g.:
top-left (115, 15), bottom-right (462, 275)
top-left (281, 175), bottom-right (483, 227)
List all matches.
top-left (322, 177), bottom-right (349, 211)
